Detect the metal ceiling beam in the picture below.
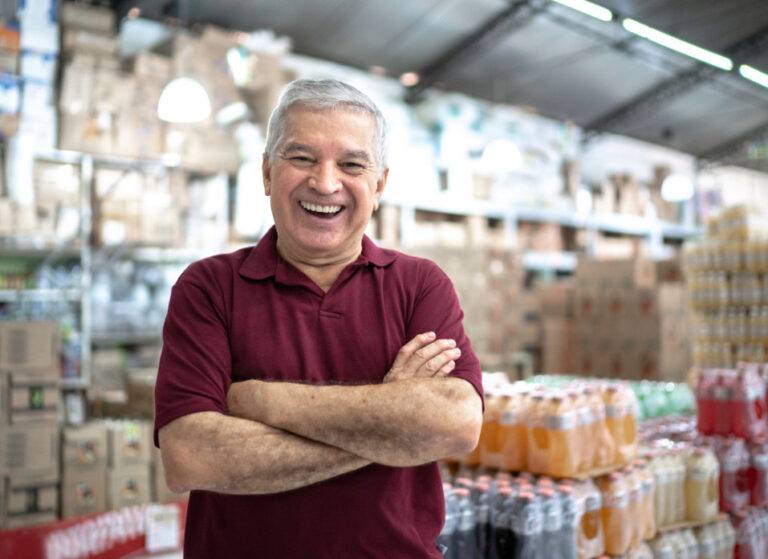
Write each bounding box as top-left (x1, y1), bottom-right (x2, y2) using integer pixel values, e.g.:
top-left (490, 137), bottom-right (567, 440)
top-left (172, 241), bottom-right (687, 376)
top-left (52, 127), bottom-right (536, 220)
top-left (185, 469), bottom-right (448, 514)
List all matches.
top-left (584, 23), bottom-right (768, 138)
top-left (698, 120), bottom-right (768, 165)
top-left (404, 0), bottom-right (547, 103)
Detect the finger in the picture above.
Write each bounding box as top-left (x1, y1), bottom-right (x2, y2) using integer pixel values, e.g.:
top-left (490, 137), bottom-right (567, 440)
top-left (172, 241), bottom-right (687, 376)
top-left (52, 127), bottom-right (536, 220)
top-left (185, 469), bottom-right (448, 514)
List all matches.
top-left (421, 347), bottom-right (461, 375)
top-left (434, 359), bottom-right (457, 377)
top-left (390, 332), bottom-right (436, 370)
top-left (407, 338), bottom-right (456, 370)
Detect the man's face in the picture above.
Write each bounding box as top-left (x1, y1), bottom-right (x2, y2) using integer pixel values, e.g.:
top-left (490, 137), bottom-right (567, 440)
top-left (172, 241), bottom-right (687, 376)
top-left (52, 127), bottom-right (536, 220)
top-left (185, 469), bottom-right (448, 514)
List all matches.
top-left (263, 107), bottom-right (388, 264)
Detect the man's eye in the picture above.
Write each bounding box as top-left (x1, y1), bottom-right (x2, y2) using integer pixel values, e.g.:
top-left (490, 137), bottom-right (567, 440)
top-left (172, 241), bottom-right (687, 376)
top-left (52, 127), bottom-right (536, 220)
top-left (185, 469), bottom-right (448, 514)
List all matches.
top-left (342, 162), bottom-right (365, 170)
top-left (291, 156), bottom-right (314, 164)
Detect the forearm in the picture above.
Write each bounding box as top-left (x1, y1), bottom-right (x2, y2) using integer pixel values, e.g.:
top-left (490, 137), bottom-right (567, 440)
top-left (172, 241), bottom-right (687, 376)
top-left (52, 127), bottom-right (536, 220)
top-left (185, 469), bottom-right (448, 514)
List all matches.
top-left (159, 412), bottom-right (370, 495)
top-left (229, 377), bottom-right (481, 467)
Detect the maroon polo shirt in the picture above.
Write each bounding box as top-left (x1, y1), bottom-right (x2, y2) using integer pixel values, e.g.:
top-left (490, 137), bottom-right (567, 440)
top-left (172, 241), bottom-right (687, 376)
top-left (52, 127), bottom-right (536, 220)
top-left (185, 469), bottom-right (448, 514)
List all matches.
top-left (154, 226), bottom-right (483, 559)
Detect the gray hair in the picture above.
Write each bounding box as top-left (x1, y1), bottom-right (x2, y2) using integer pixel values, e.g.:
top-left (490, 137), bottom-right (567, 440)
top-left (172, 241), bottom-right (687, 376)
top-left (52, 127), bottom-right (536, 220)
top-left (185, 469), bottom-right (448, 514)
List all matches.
top-left (264, 79), bottom-right (388, 175)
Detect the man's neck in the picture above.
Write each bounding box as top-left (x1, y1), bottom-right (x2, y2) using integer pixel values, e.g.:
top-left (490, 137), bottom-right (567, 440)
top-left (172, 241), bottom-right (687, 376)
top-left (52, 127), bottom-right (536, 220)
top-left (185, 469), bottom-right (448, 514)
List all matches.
top-left (276, 241), bottom-right (362, 293)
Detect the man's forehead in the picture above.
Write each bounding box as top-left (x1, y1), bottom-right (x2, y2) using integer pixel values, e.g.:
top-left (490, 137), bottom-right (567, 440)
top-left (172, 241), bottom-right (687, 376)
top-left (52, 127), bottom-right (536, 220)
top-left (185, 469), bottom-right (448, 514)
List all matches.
top-left (280, 106), bottom-right (377, 153)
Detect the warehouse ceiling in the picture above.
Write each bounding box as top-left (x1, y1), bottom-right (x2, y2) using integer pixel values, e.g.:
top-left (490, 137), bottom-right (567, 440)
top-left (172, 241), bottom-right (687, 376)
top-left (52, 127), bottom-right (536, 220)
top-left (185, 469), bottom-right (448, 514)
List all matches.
top-left (110, 0), bottom-right (768, 172)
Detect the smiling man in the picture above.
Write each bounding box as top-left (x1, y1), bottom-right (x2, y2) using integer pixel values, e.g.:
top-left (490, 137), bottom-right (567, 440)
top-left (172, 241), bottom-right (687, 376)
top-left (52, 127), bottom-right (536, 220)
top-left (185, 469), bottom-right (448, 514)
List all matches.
top-left (154, 79), bottom-right (483, 558)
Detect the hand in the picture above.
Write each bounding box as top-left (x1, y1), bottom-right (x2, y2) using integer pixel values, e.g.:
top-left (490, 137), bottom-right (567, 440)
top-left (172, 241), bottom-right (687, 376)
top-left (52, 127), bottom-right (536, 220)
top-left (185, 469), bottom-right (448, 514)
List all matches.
top-left (383, 332), bottom-right (460, 383)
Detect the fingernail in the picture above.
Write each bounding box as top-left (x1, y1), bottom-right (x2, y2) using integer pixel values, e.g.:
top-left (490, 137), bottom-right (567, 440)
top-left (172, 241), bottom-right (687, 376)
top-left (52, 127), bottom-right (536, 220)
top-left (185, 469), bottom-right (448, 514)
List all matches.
top-left (425, 331), bottom-right (436, 339)
top-left (453, 348), bottom-right (461, 357)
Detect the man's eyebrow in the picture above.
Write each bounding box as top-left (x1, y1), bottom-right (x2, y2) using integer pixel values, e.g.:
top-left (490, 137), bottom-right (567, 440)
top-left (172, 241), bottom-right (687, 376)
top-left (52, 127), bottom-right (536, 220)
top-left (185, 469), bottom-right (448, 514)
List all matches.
top-left (343, 150), bottom-right (373, 163)
top-left (281, 142), bottom-right (315, 154)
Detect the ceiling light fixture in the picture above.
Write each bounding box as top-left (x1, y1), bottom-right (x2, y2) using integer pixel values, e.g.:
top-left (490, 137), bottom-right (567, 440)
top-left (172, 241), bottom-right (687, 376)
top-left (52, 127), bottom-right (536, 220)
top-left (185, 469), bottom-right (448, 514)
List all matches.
top-left (157, 77), bottom-right (212, 123)
top-left (739, 64), bottom-right (768, 89)
top-left (661, 174), bottom-right (694, 202)
top-left (552, 0), bottom-right (612, 22)
top-left (400, 72), bottom-right (420, 87)
top-left (622, 19), bottom-right (732, 71)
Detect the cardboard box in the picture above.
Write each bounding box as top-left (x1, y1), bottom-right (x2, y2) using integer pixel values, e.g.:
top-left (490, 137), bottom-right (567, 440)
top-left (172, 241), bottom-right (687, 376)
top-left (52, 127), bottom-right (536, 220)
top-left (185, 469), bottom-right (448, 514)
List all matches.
top-left (63, 422), bottom-right (108, 468)
top-left (542, 318), bottom-right (575, 374)
top-left (107, 464), bottom-right (151, 509)
top-left (125, 369), bottom-right (156, 419)
top-left (107, 420), bottom-right (152, 467)
top-left (575, 257), bottom-right (656, 290)
top-left (62, 465), bottom-right (107, 518)
top-left (131, 52), bottom-right (172, 80)
top-left (538, 281), bottom-right (576, 318)
top-left (0, 321), bottom-right (59, 370)
top-left (60, 3), bottom-right (116, 33)
top-left (5, 370), bottom-right (60, 424)
top-left (3, 474), bottom-right (59, 529)
top-left (58, 111), bottom-right (113, 154)
top-left (2, 423), bottom-right (60, 478)
top-left (62, 29), bottom-right (119, 57)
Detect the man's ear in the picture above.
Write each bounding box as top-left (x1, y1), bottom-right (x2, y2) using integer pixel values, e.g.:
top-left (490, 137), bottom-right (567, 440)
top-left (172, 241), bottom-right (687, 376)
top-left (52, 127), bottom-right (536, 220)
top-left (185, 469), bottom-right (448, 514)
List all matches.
top-left (375, 168), bottom-right (389, 207)
top-left (262, 153), bottom-right (272, 196)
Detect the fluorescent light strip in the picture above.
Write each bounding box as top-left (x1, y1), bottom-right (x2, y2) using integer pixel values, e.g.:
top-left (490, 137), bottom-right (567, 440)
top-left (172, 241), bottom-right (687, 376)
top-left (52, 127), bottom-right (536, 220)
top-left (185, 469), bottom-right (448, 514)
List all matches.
top-left (740, 64), bottom-right (768, 89)
top-left (552, 0), bottom-right (613, 22)
top-left (622, 18), bottom-right (732, 71)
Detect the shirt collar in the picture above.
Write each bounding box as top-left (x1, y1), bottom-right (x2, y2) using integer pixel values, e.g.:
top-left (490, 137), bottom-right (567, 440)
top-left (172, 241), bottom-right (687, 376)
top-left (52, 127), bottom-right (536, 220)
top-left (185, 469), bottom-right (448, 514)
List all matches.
top-left (238, 226), bottom-right (397, 281)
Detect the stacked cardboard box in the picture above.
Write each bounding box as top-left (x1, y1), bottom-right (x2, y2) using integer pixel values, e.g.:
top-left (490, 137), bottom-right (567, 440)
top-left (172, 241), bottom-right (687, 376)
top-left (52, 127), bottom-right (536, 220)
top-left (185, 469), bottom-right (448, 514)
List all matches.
top-left (540, 280), bottom-right (576, 374)
top-left (58, 3), bottom-right (122, 155)
top-left (572, 257), bottom-right (690, 381)
top-left (105, 420), bottom-right (153, 510)
top-left (61, 422), bottom-right (108, 518)
top-left (405, 247), bottom-right (524, 370)
top-left (0, 321), bottom-right (62, 529)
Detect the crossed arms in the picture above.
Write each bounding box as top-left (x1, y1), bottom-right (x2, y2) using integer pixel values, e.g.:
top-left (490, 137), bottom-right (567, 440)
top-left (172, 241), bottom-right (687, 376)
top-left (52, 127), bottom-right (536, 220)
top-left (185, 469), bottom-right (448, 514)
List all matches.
top-left (159, 332), bottom-right (482, 495)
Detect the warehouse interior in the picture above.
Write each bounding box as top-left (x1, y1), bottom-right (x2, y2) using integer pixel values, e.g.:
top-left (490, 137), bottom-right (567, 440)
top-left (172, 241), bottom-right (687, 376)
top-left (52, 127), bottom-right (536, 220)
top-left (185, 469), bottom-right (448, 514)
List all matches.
top-left (1, 0), bottom-right (768, 557)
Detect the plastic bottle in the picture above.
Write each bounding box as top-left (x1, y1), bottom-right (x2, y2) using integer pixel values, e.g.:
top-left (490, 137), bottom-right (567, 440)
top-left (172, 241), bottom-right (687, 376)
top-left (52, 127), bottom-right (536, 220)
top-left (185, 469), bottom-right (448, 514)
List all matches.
top-left (586, 385), bottom-right (615, 469)
top-left (474, 483), bottom-right (491, 559)
top-left (597, 472), bottom-right (631, 556)
top-left (713, 372), bottom-right (733, 436)
top-left (622, 467), bottom-right (642, 548)
top-left (512, 491), bottom-right (543, 559)
top-left (528, 393), bottom-right (579, 478)
top-left (569, 389), bottom-right (591, 473)
top-left (749, 442), bottom-right (768, 507)
top-left (539, 488), bottom-right (563, 559)
top-left (603, 384), bottom-right (637, 465)
top-left (686, 447), bottom-right (720, 522)
top-left (558, 484), bottom-right (578, 559)
top-left (439, 484), bottom-right (458, 559)
top-left (731, 366), bottom-right (767, 441)
top-left (492, 486), bottom-right (515, 559)
top-left (498, 391), bottom-right (527, 472)
top-left (696, 370), bottom-right (717, 435)
top-left (479, 393), bottom-right (504, 469)
top-left (719, 437), bottom-right (751, 513)
top-left (635, 459), bottom-right (656, 540)
top-left (576, 479), bottom-right (605, 559)
top-left (526, 394), bottom-right (548, 475)
top-left (696, 524), bottom-right (718, 559)
top-left (669, 450), bottom-right (688, 525)
top-left (453, 488), bottom-right (477, 559)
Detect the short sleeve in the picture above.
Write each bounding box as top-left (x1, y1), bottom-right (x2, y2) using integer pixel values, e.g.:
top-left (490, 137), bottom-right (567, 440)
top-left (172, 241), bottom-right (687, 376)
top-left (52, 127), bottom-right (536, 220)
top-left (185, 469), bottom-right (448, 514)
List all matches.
top-left (154, 275), bottom-right (232, 446)
top-left (407, 263), bottom-right (484, 409)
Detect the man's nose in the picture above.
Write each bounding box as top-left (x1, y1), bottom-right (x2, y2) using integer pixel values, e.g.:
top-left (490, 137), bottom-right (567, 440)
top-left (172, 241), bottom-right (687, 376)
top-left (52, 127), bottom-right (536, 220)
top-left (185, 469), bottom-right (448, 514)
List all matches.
top-left (309, 162), bottom-right (342, 194)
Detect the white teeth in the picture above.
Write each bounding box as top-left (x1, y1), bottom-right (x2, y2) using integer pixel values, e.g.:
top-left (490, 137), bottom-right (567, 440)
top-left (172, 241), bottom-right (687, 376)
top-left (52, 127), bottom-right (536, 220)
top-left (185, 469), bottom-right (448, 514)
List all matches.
top-left (300, 201), bottom-right (342, 214)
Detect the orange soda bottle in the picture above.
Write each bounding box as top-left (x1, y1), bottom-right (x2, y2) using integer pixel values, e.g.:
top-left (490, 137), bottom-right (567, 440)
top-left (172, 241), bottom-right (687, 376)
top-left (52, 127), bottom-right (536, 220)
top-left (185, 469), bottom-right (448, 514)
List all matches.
top-left (526, 393), bottom-right (548, 475)
top-left (586, 385), bottom-right (615, 469)
top-left (597, 472), bottom-right (632, 556)
top-left (478, 392), bottom-right (504, 469)
top-left (577, 479), bottom-right (605, 559)
top-left (603, 384), bottom-right (638, 465)
top-left (498, 390), bottom-right (527, 471)
top-left (543, 393), bottom-right (579, 477)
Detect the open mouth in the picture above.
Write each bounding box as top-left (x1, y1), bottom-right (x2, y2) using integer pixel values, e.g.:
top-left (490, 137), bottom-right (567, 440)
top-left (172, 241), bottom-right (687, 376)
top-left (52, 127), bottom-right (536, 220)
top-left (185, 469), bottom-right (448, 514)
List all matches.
top-left (299, 201), bottom-right (344, 219)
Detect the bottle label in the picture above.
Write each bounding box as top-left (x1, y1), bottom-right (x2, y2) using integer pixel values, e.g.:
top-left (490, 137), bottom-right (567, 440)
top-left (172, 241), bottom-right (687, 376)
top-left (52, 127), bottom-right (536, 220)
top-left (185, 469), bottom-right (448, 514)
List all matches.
top-left (688, 467), bottom-right (714, 481)
top-left (698, 541), bottom-right (715, 555)
top-left (499, 410), bottom-right (517, 425)
top-left (584, 494), bottom-right (601, 512)
top-left (603, 491), bottom-right (628, 509)
top-left (753, 454), bottom-right (768, 469)
top-left (605, 404), bottom-right (624, 419)
top-left (545, 412), bottom-right (576, 430)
